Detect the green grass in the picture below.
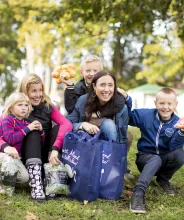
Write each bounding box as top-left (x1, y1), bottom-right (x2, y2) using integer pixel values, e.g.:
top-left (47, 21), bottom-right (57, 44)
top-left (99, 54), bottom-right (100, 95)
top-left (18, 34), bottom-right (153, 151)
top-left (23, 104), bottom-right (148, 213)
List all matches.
top-left (0, 127), bottom-right (184, 220)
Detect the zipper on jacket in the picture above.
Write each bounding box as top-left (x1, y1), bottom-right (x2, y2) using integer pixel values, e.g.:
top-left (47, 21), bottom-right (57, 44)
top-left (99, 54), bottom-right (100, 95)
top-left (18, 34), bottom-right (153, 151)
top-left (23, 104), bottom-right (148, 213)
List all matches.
top-left (156, 122), bottom-right (164, 154)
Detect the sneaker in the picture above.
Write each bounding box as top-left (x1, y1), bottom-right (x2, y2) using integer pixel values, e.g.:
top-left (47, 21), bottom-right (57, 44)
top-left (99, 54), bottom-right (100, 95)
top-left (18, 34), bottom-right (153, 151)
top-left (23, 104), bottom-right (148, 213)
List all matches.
top-left (130, 190), bottom-right (146, 214)
top-left (156, 178), bottom-right (175, 196)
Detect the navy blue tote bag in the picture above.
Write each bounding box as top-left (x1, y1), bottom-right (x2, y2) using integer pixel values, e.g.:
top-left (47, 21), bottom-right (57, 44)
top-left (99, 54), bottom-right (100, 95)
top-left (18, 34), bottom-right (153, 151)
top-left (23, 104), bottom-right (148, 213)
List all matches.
top-left (89, 132), bottom-right (127, 200)
top-left (62, 131), bottom-right (102, 203)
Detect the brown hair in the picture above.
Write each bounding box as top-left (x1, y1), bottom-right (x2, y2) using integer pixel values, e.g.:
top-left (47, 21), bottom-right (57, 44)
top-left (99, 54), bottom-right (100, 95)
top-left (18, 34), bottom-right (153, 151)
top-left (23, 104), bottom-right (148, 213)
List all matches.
top-left (85, 70), bottom-right (117, 120)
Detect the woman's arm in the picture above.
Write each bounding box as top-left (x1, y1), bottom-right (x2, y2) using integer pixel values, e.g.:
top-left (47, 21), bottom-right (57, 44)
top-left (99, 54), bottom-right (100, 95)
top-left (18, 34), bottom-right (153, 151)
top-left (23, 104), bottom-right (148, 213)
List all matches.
top-left (50, 105), bottom-right (73, 150)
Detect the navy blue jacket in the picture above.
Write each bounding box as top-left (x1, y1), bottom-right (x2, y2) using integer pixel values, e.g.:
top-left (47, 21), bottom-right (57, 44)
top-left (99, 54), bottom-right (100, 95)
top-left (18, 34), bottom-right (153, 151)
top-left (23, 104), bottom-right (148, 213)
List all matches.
top-left (129, 109), bottom-right (184, 154)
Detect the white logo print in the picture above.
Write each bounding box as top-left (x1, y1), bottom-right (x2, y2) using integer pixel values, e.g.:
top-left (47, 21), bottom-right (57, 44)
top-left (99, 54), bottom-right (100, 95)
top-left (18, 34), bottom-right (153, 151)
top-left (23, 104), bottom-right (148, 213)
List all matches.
top-left (102, 151), bottom-right (111, 164)
top-left (165, 128), bottom-right (174, 137)
top-left (62, 148), bottom-right (80, 166)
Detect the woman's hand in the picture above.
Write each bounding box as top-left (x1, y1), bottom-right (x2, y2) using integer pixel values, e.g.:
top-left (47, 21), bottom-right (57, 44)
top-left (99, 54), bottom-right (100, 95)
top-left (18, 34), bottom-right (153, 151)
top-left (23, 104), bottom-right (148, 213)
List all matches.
top-left (81, 122), bottom-right (100, 134)
top-left (49, 150), bottom-right (61, 166)
top-left (4, 146), bottom-right (19, 159)
top-left (28, 120), bottom-right (42, 131)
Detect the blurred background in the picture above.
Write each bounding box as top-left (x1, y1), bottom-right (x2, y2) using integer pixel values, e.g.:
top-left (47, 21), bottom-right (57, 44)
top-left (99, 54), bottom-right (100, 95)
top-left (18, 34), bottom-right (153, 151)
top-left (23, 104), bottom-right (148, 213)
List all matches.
top-left (0, 0), bottom-right (184, 115)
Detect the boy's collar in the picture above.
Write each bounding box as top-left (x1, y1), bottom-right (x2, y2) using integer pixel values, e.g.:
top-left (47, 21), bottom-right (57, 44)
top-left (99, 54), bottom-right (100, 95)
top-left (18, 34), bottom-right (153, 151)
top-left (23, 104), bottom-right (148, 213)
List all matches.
top-left (157, 112), bottom-right (174, 123)
top-left (84, 80), bottom-right (90, 88)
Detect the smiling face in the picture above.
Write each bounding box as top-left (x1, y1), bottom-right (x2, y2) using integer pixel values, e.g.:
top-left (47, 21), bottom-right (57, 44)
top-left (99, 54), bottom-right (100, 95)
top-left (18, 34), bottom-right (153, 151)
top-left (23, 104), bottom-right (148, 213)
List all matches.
top-left (93, 75), bottom-right (115, 105)
top-left (27, 83), bottom-right (43, 106)
top-left (11, 101), bottom-right (29, 120)
top-left (81, 61), bottom-right (102, 85)
top-left (154, 91), bottom-right (178, 121)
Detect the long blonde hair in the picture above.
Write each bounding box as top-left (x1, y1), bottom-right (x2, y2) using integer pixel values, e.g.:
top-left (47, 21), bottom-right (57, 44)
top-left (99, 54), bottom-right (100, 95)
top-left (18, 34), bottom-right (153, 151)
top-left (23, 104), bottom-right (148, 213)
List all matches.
top-left (17, 74), bottom-right (52, 107)
top-left (3, 92), bottom-right (32, 118)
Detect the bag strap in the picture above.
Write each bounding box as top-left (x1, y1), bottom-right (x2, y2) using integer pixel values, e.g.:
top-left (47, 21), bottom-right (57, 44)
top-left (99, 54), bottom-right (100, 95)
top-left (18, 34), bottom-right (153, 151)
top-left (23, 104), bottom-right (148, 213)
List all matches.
top-left (87, 131), bottom-right (112, 143)
top-left (66, 131), bottom-right (92, 142)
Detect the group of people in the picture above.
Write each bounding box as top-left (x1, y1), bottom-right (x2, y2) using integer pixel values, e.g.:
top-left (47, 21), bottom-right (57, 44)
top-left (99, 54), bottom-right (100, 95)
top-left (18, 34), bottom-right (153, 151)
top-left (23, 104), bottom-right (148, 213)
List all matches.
top-left (0, 55), bottom-right (184, 214)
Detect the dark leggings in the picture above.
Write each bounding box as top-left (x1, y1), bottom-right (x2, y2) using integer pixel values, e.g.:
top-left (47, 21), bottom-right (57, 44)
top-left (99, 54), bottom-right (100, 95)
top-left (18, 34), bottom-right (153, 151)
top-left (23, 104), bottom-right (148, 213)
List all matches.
top-left (22, 125), bottom-right (59, 164)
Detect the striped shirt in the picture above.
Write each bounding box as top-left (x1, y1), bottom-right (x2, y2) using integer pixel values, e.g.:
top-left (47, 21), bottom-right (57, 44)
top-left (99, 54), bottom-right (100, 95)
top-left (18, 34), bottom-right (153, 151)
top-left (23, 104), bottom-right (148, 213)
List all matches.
top-left (0, 114), bottom-right (45, 155)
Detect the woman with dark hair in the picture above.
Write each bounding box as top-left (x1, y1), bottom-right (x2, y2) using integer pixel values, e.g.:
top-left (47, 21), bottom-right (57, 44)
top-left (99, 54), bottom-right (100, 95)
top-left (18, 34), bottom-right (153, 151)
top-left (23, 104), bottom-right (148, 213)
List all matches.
top-left (68, 70), bottom-right (129, 144)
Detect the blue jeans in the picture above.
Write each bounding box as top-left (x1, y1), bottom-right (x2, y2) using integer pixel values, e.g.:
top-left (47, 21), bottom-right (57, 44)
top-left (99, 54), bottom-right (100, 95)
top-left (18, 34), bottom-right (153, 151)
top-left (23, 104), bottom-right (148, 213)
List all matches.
top-left (134, 148), bottom-right (184, 192)
top-left (100, 105), bottom-right (128, 143)
top-left (100, 119), bottom-right (117, 141)
top-left (100, 105), bottom-right (129, 173)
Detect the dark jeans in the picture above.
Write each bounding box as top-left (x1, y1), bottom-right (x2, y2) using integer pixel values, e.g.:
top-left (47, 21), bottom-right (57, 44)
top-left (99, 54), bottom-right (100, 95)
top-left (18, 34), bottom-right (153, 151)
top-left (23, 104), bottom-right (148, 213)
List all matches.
top-left (134, 148), bottom-right (184, 192)
top-left (22, 125), bottom-right (59, 164)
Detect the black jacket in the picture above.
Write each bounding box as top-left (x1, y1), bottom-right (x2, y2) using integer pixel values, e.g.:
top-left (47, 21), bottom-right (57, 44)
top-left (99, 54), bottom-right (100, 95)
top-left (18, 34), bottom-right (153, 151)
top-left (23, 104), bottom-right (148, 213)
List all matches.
top-left (64, 78), bottom-right (89, 114)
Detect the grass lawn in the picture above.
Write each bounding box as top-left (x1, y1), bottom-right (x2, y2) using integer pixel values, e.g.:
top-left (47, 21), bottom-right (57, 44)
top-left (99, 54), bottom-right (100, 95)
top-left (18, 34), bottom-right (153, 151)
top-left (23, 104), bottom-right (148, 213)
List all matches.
top-left (0, 127), bottom-right (184, 220)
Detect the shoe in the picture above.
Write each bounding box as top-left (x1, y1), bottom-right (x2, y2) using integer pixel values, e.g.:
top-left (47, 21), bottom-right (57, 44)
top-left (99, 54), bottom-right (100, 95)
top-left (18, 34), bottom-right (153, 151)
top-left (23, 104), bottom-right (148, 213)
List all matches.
top-left (156, 178), bottom-right (175, 196)
top-left (130, 190), bottom-right (146, 214)
top-left (27, 163), bottom-right (46, 202)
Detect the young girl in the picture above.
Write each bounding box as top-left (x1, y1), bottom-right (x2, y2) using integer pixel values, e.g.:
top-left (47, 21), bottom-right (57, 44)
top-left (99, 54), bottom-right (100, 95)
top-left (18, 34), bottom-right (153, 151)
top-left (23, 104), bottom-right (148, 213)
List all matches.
top-left (0, 92), bottom-right (44, 193)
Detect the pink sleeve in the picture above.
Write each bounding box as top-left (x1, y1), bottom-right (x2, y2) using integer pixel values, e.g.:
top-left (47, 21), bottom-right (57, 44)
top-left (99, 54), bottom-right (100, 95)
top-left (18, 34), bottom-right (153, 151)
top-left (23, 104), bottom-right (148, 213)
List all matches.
top-left (51, 105), bottom-right (73, 149)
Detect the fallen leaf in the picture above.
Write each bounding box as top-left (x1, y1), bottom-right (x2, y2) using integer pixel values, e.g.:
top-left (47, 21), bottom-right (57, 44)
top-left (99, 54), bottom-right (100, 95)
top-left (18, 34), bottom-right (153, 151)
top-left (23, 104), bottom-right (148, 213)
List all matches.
top-left (5, 201), bottom-right (13, 206)
top-left (84, 200), bottom-right (88, 205)
top-left (25, 211), bottom-right (39, 220)
top-left (97, 209), bottom-right (103, 215)
top-left (124, 184), bottom-right (134, 189)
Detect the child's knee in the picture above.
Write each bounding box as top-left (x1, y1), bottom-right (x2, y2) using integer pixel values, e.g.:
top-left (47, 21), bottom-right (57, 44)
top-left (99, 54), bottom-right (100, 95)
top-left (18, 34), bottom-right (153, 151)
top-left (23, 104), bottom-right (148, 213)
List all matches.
top-left (148, 155), bottom-right (162, 168)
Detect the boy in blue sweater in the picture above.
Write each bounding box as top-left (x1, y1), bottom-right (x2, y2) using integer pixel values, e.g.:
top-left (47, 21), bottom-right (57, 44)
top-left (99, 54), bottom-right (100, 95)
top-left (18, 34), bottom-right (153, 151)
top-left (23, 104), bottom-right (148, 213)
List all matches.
top-left (129, 87), bottom-right (184, 214)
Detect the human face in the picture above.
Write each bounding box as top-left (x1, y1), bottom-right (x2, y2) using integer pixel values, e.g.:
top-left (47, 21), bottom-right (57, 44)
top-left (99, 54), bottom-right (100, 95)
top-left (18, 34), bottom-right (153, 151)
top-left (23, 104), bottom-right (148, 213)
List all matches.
top-left (154, 92), bottom-right (178, 121)
top-left (11, 101), bottom-right (29, 120)
top-left (93, 75), bottom-right (115, 105)
top-left (81, 61), bottom-right (102, 85)
top-left (27, 83), bottom-right (43, 106)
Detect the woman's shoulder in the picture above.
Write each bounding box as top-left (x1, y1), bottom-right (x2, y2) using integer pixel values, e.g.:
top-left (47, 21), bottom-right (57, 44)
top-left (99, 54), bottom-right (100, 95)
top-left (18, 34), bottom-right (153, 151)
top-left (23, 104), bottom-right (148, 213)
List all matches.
top-left (40, 103), bottom-right (53, 114)
top-left (77, 94), bottom-right (88, 103)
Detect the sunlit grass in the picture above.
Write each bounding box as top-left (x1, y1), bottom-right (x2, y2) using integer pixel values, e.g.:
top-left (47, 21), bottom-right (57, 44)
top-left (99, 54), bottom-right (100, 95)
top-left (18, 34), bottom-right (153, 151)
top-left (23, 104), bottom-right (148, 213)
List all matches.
top-left (0, 127), bottom-right (184, 220)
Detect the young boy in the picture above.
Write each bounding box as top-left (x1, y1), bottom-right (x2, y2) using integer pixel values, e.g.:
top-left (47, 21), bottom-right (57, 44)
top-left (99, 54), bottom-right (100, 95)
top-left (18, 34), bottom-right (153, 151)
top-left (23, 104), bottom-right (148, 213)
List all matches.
top-left (64, 55), bottom-right (103, 114)
top-left (129, 87), bottom-right (184, 214)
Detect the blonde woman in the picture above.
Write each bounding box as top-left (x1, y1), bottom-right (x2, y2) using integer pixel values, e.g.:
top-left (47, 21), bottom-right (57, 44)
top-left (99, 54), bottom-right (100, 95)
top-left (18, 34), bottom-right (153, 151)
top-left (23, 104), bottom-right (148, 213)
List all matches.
top-left (0, 74), bottom-right (72, 202)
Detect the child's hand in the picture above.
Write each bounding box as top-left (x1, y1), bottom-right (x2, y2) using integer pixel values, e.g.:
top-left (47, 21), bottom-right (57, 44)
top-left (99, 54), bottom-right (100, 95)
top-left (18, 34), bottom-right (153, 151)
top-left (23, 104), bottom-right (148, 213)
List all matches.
top-left (4, 146), bottom-right (19, 159)
top-left (62, 78), bottom-right (74, 87)
top-left (117, 87), bottom-right (127, 98)
top-left (175, 117), bottom-right (184, 131)
top-left (28, 120), bottom-right (42, 131)
top-left (37, 121), bottom-right (43, 131)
